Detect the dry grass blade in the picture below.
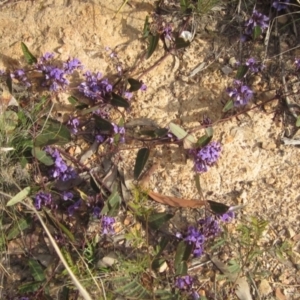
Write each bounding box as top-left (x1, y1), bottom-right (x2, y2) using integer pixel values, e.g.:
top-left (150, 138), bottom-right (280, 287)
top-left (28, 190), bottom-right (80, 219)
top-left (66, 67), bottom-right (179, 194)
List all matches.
top-left (22, 200), bottom-right (93, 300)
top-left (148, 191), bottom-right (206, 208)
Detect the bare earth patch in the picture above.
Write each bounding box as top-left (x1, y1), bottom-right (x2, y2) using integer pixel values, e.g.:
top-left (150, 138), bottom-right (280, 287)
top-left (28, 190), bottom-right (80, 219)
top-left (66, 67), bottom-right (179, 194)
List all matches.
top-left (0, 0), bottom-right (299, 299)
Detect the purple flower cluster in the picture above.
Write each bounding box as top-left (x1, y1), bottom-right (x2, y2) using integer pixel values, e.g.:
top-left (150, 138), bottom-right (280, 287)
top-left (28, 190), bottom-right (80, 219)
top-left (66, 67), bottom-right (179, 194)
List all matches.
top-left (175, 276), bottom-right (200, 299)
top-left (10, 69), bottom-right (31, 87)
top-left (101, 216), bottom-right (115, 235)
top-left (190, 141), bottom-right (222, 173)
top-left (226, 80), bottom-right (253, 106)
top-left (111, 123), bottom-right (126, 143)
top-left (184, 226), bottom-right (205, 256)
top-left (272, 0), bottom-right (289, 11)
top-left (175, 275), bottom-right (193, 290)
top-left (245, 58), bottom-right (264, 73)
top-left (67, 118), bottom-right (80, 134)
top-left (244, 10), bottom-right (269, 36)
top-left (36, 53), bottom-right (83, 92)
top-left (78, 71), bottom-right (113, 101)
top-left (179, 213), bottom-right (235, 257)
top-left (34, 191), bottom-right (53, 210)
top-left (45, 147), bottom-right (77, 181)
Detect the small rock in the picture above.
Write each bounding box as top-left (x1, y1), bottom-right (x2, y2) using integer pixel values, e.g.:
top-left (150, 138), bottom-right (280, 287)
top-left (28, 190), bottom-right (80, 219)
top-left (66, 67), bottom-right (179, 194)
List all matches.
top-left (221, 65), bottom-right (233, 75)
top-left (158, 261), bottom-right (168, 273)
top-left (259, 279), bottom-right (272, 296)
top-left (97, 251), bottom-right (118, 268)
top-left (229, 57), bottom-right (237, 67)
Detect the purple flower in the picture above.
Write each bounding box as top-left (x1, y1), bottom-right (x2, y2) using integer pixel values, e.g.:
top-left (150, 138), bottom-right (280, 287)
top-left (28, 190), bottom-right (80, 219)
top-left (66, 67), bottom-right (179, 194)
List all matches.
top-left (140, 83), bottom-right (147, 91)
top-left (295, 58), bottom-right (300, 70)
top-left (272, 0), bottom-right (289, 11)
top-left (93, 207), bottom-right (101, 218)
top-left (245, 58), bottom-right (264, 73)
top-left (62, 191), bottom-right (74, 201)
top-left (124, 91), bottom-right (133, 100)
top-left (101, 216), bottom-right (115, 235)
top-left (0, 70), bottom-right (5, 76)
top-left (190, 141), bottom-right (222, 174)
top-left (40, 52), bottom-right (55, 63)
top-left (184, 226), bottom-right (205, 257)
top-left (219, 211), bottom-right (235, 222)
top-left (68, 199), bottom-right (81, 216)
top-left (175, 275), bottom-right (193, 290)
top-left (95, 134), bottom-right (105, 143)
top-left (34, 192), bottom-right (52, 210)
top-left (226, 80), bottom-right (253, 106)
top-left (68, 118), bottom-right (80, 134)
top-left (244, 10), bottom-right (269, 36)
top-left (63, 58), bottom-right (83, 74)
top-left (45, 147), bottom-right (77, 181)
top-left (163, 25), bottom-right (172, 40)
top-left (78, 71), bottom-right (113, 101)
top-left (199, 216), bottom-right (221, 238)
top-left (10, 69), bottom-right (31, 87)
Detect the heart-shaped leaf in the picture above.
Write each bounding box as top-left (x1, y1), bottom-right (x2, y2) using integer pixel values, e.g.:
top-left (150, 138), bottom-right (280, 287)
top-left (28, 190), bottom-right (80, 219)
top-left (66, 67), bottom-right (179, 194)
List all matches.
top-left (94, 115), bottom-right (113, 133)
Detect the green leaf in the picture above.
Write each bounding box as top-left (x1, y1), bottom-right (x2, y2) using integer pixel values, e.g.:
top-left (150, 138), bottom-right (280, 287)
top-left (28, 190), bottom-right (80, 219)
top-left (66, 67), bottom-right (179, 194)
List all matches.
top-left (6, 187), bottom-right (31, 207)
top-left (68, 96), bottom-right (79, 105)
top-left (28, 259), bottom-right (45, 282)
top-left (6, 73), bottom-right (13, 94)
top-left (175, 37), bottom-right (190, 49)
top-left (7, 217), bottom-right (31, 240)
top-left (31, 147), bottom-right (54, 166)
top-left (21, 42), bottom-right (37, 65)
top-left (176, 261), bottom-right (188, 276)
top-left (146, 34), bottom-right (159, 59)
top-left (207, 200), bottom-right (230, 215)
top-left (253, 25), bottom-right (262, 40)
top-left (169, 122), bottom-right (196, 148)
top-left (134, 148), bottom-right (150, 180)
top-left (111, 93), bottom-right (130, 108)
top-left (156, 236), bottom-right (170, 257)
top-left (296, 116), bottom-right (300, 127)
top-left (43, 210), bottom-right (75, 242)
top-left (148, 212), bottom-right (173, 230)
top-left (143, 15), bottom-right (150, 38)
top-left (196, 134), bottom-right (212, 147)
top-left (35, 118), bottom-right (71, 147)
top-left (128, 78), bottom-right (142, 92)
top-left (236, 65), bottom-right (249, 79)
top-left (175, 241), bottom-right (192, 275)
top-left (101, 190), bottom-right (121, 217)
top-left (205, 126), bottom-right (213, 137)
top-left (155, 128), bottom-right (169, 138)
top-left (152, 258), bottom-right (166, 270)
top-left (94, 115), bottom-right (113, 133)
top-left (222, 99), bottom-right (234, 112)
top-left (0, 111), bottom-right (18, 132)
top-left (18, 281), bottom-right (42, 294)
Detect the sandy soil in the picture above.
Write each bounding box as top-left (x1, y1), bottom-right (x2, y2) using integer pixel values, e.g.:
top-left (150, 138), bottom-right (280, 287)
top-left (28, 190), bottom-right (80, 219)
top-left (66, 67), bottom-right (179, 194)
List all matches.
top-left (0, 0), bottom-right (299, 299)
